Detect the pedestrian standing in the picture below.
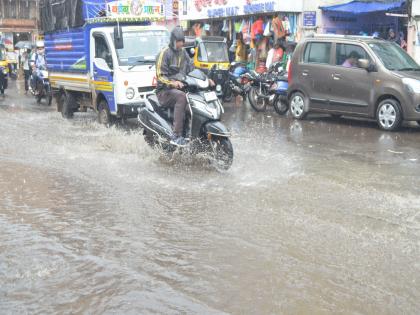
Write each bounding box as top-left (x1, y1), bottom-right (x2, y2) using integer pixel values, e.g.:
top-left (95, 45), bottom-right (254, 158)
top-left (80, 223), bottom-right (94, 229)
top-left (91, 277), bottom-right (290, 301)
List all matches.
top-left (266, 39), bottom-right (284, 69)
top-left (22, 50), bottom-right (31, 93)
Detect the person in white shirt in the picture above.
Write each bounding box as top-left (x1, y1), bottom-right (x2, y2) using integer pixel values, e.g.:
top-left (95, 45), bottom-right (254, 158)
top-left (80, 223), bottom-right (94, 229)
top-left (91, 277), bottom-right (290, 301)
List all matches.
top-left (21, 50), bottom-right (31, 93)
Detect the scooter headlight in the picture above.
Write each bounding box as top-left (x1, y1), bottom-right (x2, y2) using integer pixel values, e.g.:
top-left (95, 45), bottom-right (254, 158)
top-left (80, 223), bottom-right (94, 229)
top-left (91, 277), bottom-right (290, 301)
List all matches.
top-left (126, 87), bottom-right (135, 100)
top-left (216, 84), bottom-right (222, 92)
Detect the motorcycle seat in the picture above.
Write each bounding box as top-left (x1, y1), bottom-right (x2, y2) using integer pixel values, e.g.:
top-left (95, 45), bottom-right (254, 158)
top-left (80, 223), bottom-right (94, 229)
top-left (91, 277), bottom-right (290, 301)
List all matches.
top-left (147, 94), bottom-right (173, 121)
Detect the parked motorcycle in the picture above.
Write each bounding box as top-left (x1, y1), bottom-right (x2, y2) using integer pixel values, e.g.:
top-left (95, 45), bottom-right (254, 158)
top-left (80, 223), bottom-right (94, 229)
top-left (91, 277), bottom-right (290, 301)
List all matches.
top-left (247, 61), bottom-right (289, 115)
top-left (0, 65), bottom-right (8, 96)
top-left (138, 68), bottom-right (234, 171)
top-left (32, 67), bottom-right (52, 105)
top-left (207, 65), bottom-right (231, 102)
top-left (225, 62), bottom-right (254, 100)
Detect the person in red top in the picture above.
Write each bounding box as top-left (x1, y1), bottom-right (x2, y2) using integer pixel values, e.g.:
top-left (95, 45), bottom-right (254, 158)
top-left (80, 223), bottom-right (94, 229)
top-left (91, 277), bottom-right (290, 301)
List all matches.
top-left (266, 40), bottom-right (284, 69)
top-left (252, 17), bottom-right (264, 40)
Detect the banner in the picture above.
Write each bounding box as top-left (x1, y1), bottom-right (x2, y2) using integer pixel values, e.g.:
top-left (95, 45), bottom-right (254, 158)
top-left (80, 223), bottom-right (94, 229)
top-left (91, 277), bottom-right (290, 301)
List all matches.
top-left (180, 0), bottom-right (303, 20)
top-left (106, 0), bottom-right (164, 18)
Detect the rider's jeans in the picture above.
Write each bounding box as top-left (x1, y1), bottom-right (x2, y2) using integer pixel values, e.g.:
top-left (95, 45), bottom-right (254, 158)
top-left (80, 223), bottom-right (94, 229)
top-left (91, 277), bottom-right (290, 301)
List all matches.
top-left (157, 89), bottom-right (189, 137)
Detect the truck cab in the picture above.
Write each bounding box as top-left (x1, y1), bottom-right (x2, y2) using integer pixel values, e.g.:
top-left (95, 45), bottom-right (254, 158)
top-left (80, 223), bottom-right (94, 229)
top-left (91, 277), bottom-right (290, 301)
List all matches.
top-left (89, 25), bottom-right (169, 122)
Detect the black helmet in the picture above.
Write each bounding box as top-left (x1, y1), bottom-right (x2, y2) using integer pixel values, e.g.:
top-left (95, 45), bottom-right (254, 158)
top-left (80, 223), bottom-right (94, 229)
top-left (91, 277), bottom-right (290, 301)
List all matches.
top-left (170, 26), bottom-right (185, 50)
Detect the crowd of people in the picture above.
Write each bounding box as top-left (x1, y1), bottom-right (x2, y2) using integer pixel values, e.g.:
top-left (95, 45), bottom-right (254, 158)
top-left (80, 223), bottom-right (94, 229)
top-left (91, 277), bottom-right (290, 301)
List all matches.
top-left (7, 41), bottom-right (46, 95)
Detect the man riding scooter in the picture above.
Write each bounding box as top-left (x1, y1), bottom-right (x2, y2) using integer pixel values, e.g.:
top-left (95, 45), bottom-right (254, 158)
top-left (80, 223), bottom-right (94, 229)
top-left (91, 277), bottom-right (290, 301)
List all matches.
top-left (30, 41), bottom-right (47, 96)
top-left (155, 26), bottom-right (214, 146)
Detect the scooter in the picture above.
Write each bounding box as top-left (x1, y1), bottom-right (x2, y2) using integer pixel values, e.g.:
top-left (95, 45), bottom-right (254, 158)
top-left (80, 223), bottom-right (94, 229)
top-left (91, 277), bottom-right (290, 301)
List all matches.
top-left (247, 61), bottom-right (289, 115)
top-left (138, 68), bottom-right (234, 171)
top-left (32, 67), bottom-right (52, 105)
top-left (0, 65), bottom-right (8, 95)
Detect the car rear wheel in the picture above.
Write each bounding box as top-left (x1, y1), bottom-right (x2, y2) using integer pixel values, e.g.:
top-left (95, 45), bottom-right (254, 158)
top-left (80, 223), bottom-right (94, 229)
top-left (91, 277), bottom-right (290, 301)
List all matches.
top-left (376, 99), bottom-right (402, 131)
top-left (290, 92), bottom-right (307, 120)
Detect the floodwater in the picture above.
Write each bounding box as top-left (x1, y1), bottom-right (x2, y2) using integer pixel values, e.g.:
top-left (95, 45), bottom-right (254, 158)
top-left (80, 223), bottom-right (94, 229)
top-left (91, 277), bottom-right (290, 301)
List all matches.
top-left (1, 80), bottom-right (420, 314)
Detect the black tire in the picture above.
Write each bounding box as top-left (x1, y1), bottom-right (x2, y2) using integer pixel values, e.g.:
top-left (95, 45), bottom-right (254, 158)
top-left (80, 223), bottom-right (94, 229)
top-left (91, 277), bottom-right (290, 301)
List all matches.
top-left (143, 130), bottom-right (157, 148)
top-left (376, 99), bottom-right (402, 131)
top-left (223, 86), bottom-right (233, 103)
top-left (210, 137), bottom-right (234, 171)
top-left (289, 91), bottom-right (308, 120)
top-left (61, 92), bottom-right (75, 119)
top-left (97, 99), bottom-right (115, 126)
top-left (36, 94), bottom-right (42, 104)
top-left (248, 86), bottom-right (267, 112)
top-left (47, 94), bottom-right (53, 106)
top-left (273, 97), bottom-right (289, 115)
top-left (55, 92), bottom-right (64, 112)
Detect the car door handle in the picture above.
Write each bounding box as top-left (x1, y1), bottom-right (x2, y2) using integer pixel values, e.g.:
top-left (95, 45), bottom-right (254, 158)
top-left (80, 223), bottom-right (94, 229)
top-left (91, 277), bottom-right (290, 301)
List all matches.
top-left (332, 74), bottom-right (341, 80)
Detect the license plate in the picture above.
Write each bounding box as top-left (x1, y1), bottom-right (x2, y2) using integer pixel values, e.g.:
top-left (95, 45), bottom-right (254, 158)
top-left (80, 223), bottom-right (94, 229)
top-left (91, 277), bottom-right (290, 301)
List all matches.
top-left (204, 91), bottom-right (218, 102)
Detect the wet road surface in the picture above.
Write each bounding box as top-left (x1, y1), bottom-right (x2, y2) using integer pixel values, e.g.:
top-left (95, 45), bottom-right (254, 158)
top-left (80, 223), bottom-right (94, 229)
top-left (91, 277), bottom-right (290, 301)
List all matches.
top-left (1, 80), bottom-right (420, 314)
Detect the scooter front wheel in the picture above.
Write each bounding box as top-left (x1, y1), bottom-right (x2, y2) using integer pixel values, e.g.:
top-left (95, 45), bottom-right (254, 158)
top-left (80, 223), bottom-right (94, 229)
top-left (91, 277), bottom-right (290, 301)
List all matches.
top-left (210, 137), bottom-right (234, 171)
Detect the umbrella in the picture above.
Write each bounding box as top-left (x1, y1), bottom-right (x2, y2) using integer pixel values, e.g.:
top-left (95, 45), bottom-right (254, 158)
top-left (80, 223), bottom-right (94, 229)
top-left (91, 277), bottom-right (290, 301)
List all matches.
top-left (15, 41), bottom-right (33, 49)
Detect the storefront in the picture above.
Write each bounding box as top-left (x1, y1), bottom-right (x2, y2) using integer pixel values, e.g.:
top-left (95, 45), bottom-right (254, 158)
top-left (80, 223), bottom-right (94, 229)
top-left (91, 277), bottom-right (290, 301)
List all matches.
top-left (179, 0), bottom-right (303, 70)
top-left (319, 0), bottom-right (407, 39)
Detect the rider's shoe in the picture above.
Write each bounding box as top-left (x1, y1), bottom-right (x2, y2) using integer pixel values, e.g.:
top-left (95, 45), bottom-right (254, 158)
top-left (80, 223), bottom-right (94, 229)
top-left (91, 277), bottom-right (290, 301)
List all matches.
top-left (170, 135), bottom-right (188, 147)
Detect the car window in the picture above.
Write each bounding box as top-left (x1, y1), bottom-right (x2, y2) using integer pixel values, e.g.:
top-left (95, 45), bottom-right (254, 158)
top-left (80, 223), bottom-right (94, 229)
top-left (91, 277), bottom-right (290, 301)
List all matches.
top-left (336, 44), bottom-right (370, 68)
top-left (369, 42), bottom-right (420, 71)
top-left (303, 42), bottom-right (331, 64)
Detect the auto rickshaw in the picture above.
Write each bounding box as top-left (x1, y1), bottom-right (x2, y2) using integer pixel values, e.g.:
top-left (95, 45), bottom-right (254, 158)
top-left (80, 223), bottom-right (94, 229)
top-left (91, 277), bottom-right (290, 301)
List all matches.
top-left (6, 49), bottom-right (18, 80)
top-left (189, 36), bottom-right (230, 71)
top-left (0, 44), bottom-right (9, 95)
top-left (185, 36), bottom-right (231, 100)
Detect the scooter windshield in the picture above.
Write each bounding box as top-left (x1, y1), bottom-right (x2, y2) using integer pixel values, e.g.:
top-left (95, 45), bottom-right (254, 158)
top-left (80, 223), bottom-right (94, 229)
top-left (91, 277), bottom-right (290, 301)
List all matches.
top-left (188, 69), bottom-right (207, 81)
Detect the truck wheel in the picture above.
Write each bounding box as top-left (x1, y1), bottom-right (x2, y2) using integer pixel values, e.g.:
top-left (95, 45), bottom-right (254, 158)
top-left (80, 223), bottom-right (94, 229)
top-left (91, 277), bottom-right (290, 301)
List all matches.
top-left (98, 99), bottom-right (115, 126)
top-left (61, 92), bottom-right (75, 119)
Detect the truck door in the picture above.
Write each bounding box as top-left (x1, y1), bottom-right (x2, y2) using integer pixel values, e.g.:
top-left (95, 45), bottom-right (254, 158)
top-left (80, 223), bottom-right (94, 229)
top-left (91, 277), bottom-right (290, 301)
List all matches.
top-left (91, 34), bottom-right (116, 113)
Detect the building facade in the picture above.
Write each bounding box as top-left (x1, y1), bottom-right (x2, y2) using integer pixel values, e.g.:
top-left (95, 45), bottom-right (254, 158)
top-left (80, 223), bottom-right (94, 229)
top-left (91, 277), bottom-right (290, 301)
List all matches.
top-left (0, 0), bottom-right (39, 50)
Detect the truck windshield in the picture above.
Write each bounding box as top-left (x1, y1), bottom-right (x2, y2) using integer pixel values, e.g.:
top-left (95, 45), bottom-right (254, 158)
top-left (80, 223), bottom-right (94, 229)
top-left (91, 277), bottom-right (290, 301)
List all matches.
top-left (369, 42), bottom-right (420, 71)
top-left (115, 30), bottom-right (169, 67)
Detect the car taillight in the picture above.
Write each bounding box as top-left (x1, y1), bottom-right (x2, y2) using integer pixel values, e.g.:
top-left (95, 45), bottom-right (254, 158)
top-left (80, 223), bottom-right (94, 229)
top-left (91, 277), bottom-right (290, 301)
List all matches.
top-left (287, 61), bottom-right (292, 84)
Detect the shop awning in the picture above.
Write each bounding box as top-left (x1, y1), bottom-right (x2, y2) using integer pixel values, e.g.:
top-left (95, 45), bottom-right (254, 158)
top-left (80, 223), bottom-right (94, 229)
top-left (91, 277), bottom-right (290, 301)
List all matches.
top-left (320, 1), bottom-right (405, 14)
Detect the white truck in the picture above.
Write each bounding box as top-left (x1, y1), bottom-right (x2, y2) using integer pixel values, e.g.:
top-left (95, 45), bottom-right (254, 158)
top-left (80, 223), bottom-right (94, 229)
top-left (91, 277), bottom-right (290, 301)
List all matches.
top-left (41, 0), bottom-right (169, 123)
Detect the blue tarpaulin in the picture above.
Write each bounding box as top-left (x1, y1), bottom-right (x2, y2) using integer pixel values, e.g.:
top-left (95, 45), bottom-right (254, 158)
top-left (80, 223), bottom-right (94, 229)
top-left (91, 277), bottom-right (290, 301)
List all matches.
top-left (320, 1), bottom-right (405, 14)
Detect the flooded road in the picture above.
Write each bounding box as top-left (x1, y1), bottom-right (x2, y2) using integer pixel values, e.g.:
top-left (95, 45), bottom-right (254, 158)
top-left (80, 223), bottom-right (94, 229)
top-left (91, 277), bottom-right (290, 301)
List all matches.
top-left (1, 80), bottom-right (420, 314)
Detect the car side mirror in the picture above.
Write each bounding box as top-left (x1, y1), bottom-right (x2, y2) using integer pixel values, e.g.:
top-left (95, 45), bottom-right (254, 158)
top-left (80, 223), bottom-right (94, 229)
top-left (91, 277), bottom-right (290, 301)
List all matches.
top-left (190, 48), bottom-right (195, 55)
top-left (94, 57), bottom-right (111, 72)
top-left (358, 59), bottom-right (376, 72)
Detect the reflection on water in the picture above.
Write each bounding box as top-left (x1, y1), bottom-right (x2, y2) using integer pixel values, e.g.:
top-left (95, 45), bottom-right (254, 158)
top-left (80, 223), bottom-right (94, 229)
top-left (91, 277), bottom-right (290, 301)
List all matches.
top-left (1, 85), bottom-right (420, 314)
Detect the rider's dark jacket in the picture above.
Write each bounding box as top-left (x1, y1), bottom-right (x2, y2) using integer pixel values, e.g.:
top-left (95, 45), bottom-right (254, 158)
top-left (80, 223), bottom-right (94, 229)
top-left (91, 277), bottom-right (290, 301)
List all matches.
top-left (155, 31), bottom-right (193, 94)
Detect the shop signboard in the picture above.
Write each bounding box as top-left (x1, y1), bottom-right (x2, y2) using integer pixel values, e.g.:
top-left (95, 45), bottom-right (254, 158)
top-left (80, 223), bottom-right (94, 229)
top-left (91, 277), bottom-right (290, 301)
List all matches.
top-left (0, 33), bottom-right (14, 51)
top-left (180, 0), bottom-right (303, 20)
top-left (303, 11), bottom-right (316, 27)
top-left (106, 0), bottom-right (164, 18)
